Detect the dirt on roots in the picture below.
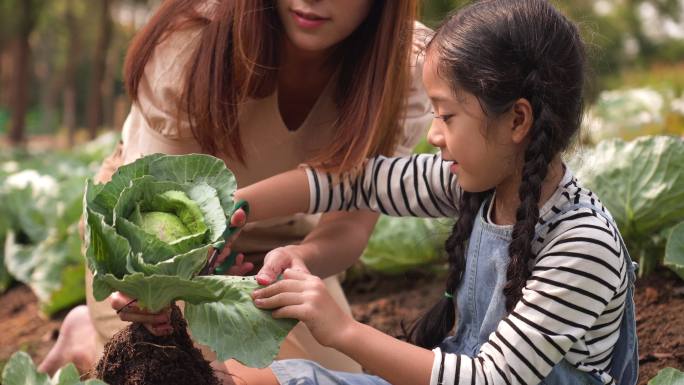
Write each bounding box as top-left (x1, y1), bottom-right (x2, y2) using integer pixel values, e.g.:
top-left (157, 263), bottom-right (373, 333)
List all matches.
top-left (93, 304), bottom-right (219, 385)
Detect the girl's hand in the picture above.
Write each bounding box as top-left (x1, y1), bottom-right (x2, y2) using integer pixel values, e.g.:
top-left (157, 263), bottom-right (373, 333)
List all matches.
top-left (252, 268), bottom-right (355, 348)
top-left (255, 245), bottom-right (309, 285)
top-left (110, 291), bottom-right (173, 336)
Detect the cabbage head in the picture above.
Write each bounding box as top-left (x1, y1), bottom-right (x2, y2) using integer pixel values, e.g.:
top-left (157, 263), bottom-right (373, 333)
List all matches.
top-left (84, 153), bottom-right (295, 367)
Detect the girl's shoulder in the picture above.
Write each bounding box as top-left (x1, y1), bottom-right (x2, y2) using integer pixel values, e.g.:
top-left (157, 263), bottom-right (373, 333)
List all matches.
top-left (533, 170), bottom-right (627, 276)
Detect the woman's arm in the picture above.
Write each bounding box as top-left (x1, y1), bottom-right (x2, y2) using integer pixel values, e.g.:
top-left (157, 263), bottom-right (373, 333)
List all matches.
top-left (234, 154), bottom-right (458, 281)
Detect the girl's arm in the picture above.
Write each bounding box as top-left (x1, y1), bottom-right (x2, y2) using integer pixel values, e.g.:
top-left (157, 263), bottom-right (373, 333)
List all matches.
top-left (255, 212), bottom-right (626, 385)
top-left (234, 154), bottom-right (457, 281)
top-left (253, 268), bottom-right (435, 385)
top-left (234, 153), bottom-right (459, 222)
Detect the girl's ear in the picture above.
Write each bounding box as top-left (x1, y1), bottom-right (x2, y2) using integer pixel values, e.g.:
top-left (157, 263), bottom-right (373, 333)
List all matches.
top-left (510, 98), bottom-right (534, 144)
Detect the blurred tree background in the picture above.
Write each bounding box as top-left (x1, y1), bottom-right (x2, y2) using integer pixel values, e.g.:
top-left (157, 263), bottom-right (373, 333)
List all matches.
top-left (0, 0), bottom-right (683, 148)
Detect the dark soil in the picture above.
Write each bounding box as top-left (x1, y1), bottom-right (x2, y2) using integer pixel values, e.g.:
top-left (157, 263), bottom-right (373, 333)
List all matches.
top-left (343, 268), bottom-right (684, 385)
top-left (93, 304), bottom-right (219, 385)
top-left (0, 269), bottom-right (682, 385)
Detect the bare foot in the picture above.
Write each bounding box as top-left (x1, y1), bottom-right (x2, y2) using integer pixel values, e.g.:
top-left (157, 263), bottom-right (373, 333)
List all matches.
top-left (38, 305), bottom-right (97, 375)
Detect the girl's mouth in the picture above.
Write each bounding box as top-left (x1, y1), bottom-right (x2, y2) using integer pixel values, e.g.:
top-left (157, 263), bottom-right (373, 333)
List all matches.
top-left (291, 9), bottom-right (330, 29)
top-left (450, 161), bottom-right (459, 174)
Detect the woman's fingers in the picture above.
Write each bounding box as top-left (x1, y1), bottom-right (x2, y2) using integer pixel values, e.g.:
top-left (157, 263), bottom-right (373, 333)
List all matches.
top-left (118, 309), bottom-right (170, 325)
top-left (226, 253), bottom-right (253, 276)
top-left (110, 291), bottom-right (172, 334)
top-left (230, 208), bottom-right (247, 229)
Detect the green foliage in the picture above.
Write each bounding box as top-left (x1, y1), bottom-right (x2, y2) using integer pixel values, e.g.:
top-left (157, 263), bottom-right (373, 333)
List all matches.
top-left (664, 222), bottom-right (684, 280)
top-left (0, 132), bottom-right (119, 315)
top-left (648, 367), bottom-right (684, 385)
top-left (361, 216), bottom-right (452, 274)
top-left (584, 87), bottom-right (684, 143)
top-left (1, 351), bottom-right (107, 385)
top-left (83, 153), bottom-right (295, 367)
top-left (571, 135), bottom-right (684, 278)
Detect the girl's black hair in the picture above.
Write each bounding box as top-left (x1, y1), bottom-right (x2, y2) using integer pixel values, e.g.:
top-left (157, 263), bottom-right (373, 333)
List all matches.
top-left (408, 0), bottom-right (586, 349)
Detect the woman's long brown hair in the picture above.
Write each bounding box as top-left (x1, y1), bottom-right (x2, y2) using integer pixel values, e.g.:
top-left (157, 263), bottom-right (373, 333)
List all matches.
top-left (124, 0), bottom-right (418, 173)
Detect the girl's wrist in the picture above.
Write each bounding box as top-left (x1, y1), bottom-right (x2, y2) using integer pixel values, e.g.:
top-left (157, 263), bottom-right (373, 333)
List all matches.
top-left (328, 317), bottom-right (362, 351)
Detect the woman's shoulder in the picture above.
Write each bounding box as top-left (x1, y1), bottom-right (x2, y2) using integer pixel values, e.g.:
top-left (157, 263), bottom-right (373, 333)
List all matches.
top-left (411, 20), bottom-right (434, 68)
top-left (413, 20), bottom-right (434, 51)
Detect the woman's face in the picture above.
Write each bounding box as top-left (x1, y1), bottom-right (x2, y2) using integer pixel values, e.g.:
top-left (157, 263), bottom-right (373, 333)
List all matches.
top-left (276, 0), bottom-right (373, 52)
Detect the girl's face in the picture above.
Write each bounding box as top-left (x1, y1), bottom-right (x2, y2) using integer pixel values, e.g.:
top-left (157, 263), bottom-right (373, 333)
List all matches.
top-left (423, 51), bottom-right (521, 193)
top-left (276, 0), bottom-right (373, 52)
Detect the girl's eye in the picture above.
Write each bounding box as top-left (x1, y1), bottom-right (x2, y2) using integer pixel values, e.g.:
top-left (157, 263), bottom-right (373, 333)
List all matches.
top-left (432, 111), bottom-right (454, 123)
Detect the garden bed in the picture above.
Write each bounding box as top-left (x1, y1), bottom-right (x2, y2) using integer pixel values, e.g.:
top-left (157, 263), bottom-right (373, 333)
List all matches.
top-left (0, 269), bottom-right (682, 384)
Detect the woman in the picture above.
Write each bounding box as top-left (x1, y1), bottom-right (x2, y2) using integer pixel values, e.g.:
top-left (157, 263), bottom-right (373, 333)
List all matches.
top-left (39, 0), bottom-right (431, 375)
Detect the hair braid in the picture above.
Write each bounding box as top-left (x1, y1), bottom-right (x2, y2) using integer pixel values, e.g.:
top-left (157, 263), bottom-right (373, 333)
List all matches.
top-left (503, 100), bottom-right (556, 311)
top-left (407, 190), bottom-right (491, 348)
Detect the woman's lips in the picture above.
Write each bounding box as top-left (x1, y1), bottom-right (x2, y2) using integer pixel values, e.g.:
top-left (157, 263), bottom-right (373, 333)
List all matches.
top-left (291, 9), bottom-right (329, 29)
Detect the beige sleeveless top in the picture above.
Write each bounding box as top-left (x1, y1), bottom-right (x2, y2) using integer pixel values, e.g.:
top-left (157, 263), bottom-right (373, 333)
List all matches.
top-left (117, 12), bottom-right (433, 256)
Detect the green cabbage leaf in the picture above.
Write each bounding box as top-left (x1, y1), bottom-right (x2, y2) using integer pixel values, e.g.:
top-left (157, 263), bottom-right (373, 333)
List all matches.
top-left (84, 153), bottom-right (295, 367)
top-left (571, 136), bottom-right (684, 277)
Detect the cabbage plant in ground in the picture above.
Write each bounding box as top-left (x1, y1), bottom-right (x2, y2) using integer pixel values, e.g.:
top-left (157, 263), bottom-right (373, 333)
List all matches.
top-left (2, 351), bottom-right (107, 385)
top-left (648, 367), bottom-right (684, 385)
top-left (0, 132), bottom-right (119, 315)
top-left (361, 216), bottom-right (453, 274)
top-left (84, 153), bottom-right (295, 377)
top-left (570, 135), bottom-right (684, 278)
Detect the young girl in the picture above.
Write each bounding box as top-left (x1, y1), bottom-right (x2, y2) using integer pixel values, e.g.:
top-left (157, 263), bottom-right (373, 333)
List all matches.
top-left (221, 0), bottom-right (639, 384)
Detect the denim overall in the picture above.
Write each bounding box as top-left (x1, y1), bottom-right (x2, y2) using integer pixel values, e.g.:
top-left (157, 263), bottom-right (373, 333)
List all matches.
top-left (271, 200), bottom-right (638, 385)
top-left (439, 200), bottom-right (638, 385)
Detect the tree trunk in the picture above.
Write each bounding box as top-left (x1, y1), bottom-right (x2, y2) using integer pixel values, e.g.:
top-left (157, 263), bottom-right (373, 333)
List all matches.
top-left (8, 1), bottom-right (35, 147)
top-left (87, 0), bottom-right (114, 139)
top-left (38, 32), bottom-right (56, 135)
top-left (64, 0), bottom-right (80, 147)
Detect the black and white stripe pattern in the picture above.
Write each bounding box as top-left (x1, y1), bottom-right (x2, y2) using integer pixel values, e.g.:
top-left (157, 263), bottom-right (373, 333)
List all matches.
top-left (305, 154), bottom-right (628, 385)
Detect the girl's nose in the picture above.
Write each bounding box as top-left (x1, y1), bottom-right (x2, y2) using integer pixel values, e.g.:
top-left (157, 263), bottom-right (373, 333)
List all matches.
top-left (427, 124), bottom-right (445, 148)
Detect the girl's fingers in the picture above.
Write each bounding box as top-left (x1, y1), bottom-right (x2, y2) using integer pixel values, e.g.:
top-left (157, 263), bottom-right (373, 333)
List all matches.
top-left (252, 278), bottom-right (305, 299)
top-left (282, 267), bottom-right (312, 280)
top-left (253, 292), bottom-right (302, 310)
top-left (271, 304), bottom-right (308, 320)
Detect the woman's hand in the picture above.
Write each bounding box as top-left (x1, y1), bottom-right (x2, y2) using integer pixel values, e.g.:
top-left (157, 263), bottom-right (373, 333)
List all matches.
top-left (208, 207), bottom-right (253, 275)
top-left (255, 245), bottom-right (310, 285)
top-left (110, 292), bottom-right (173, 336)
top-left (252, 268), bottom-right (355, 348)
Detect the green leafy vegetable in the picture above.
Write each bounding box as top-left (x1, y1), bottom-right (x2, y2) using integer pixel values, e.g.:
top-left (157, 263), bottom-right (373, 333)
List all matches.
top-left (84, 153), bottom-right (295, 367)
top-left (664, 222), bottom-right (684, 280)
top-left (1, 351), bottom-right (107, 385)
top-left (361, 216), bottom-right (452, 274)
top-left (571, 135), bottom-right (684, 277)
top-left (648, 367), bottom-right (684, 385)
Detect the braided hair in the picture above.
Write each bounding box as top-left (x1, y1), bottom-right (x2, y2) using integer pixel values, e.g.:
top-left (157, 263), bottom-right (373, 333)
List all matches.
top-left (408, 0), bottom-right (586, 348)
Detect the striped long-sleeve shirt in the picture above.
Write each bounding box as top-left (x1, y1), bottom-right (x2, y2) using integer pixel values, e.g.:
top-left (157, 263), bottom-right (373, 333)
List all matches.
top-left (304, 154), bottom-right (629, 385)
